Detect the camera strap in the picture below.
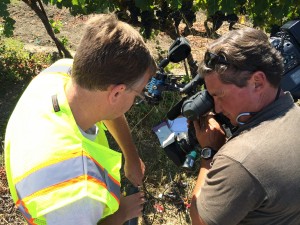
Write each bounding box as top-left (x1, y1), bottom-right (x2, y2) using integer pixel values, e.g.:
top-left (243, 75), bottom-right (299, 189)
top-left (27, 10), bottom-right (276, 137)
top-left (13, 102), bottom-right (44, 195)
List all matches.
top-left (274, 86), bottom-right (281, 101)
top-left (236, 86), bottom-right (282, 125)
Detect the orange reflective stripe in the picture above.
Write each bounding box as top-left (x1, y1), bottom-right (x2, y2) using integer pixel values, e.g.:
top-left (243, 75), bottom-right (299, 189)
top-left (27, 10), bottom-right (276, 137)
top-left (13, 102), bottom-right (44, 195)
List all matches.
top-left (21, 175), bottom-right (114, 202)
top-left (16, 199), bottom-right (37, 225)
top-left (16, 155), bottom-right (120, 203)
top-left (90, 157), bottom-right (120, 186)
top-left (87, 176), bottom-right (120, 203)
top-left (14, 150), bottom-right (85, 183)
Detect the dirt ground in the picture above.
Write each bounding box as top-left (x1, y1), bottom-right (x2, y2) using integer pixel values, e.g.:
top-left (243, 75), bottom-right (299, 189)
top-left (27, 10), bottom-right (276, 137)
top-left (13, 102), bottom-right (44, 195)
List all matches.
top-left (0, 1), bottom-right (247, 224)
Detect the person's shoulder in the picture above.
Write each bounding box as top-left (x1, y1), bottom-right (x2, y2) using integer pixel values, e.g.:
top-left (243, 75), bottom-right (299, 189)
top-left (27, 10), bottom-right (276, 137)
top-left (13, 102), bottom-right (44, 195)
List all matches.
top-left (218, 133), bottom-right (256, 163)
top-left (39, 58), bottom-right (73, 76)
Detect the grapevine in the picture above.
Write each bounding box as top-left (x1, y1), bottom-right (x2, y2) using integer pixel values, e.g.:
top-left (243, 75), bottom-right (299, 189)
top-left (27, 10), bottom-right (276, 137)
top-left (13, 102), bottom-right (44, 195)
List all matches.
top-left (1, 0), bottom-right (299, 52)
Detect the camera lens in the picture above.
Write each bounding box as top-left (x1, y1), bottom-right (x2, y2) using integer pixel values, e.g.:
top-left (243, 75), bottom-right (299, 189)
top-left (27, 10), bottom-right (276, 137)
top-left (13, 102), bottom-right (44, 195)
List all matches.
top-left (181, 90), bottom-right (214, 120)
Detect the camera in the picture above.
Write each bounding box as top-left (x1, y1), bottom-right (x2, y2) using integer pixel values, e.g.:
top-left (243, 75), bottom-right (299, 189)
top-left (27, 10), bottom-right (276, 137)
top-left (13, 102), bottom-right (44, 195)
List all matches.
top-left (146, 20), bottom-right (300, 168)
top-left (270, 20), bottom-right (300, 100)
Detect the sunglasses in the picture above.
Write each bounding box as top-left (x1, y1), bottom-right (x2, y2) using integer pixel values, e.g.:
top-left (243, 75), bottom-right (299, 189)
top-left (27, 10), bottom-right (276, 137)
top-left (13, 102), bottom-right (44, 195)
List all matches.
top-left (204, 52), bottom-right (229, 69)
top-left (129, 88), bottom-right (146, 105)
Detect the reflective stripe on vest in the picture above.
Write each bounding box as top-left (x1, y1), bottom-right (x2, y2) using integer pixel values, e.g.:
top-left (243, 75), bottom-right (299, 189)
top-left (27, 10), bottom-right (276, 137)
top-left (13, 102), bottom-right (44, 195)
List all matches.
top-left (15, 155), bottom-right (120, 203)
top-left (16, 198), bottom-right (38, 225)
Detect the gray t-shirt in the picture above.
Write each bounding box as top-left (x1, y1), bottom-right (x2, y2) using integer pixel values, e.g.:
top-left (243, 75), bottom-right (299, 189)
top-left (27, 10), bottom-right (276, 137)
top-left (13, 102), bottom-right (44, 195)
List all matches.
top-left (197, 92), bottom-right (300, 225)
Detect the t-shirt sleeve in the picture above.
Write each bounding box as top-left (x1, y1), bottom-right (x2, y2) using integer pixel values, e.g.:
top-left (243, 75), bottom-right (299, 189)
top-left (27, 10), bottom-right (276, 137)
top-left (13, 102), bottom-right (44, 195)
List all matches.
top-left (44, 197), bottom-right (105, 225)
top-left (196, 155), bottom-right (266, 225)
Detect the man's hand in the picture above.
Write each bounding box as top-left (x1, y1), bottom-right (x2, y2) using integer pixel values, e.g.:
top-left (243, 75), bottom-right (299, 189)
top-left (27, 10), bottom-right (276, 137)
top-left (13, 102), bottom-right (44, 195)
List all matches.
top-left (193, 114), bottom-right (226, 150)
top-left (119, 191), bottom-right (145, 221)
top-left (98, 191), bottom-right (145, 225)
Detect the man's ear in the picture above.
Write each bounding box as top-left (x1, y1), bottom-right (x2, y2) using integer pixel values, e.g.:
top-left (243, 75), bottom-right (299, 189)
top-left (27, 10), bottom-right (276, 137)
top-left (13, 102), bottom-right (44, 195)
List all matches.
top-left (108, 84), bottom-right (127, 104)
top-left (251, 71), bottom-right (267, 92)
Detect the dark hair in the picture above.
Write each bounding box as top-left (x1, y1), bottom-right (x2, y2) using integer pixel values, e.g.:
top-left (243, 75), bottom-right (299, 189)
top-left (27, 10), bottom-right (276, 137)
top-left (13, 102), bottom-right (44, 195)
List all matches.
top-left (199, 27), bottom-right (284, 88)
top-left (72, 14), bottom-right (156, 90)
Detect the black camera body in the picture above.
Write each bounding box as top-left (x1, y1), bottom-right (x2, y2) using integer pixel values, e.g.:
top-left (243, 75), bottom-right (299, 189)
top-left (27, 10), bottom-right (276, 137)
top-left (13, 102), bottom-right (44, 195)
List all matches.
top-left (146, 20), bottom-right (300, 168)
top-left (270, 20), bottom-right (300, 100)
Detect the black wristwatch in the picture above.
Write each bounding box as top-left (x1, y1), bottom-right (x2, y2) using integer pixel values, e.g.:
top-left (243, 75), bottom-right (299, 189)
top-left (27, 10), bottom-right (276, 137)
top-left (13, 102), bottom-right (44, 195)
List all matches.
top-left (200, 147), bottom-right (217, 160)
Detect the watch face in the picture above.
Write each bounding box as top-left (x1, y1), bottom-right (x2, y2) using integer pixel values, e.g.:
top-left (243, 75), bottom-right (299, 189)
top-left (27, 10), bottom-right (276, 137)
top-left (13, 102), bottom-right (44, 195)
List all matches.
top-left (201, 148), bottom-right (213, 159)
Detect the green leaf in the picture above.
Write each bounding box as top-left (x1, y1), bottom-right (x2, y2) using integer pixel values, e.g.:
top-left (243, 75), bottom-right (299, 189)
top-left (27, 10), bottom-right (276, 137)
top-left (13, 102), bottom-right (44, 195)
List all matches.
top-left (207, 0), bottom-right (220, 16)
top-left (72, 0), bottom-right (79, 6)
top-left (194, 0), bottom-right (207, 11)
top-left (2, 17), bottom-right (15, 37)
top-left (220, 0), bottom-right (236, 14)
top-left (236, 0), bottom-right (246, 5)
top-left (252, 13), bottom-right (265, 27)
top-left (270, 3), bottom-right (284, 20)
top-left (169, 0), bottom-right (181, 10)
top-left (0, 0), bottom-right (10, 18)
top-left (253, 0), bottom-right (269, 15)
top-left (135, 0), bottom-right (153, 11)
top-left (0, 0), bottom-right (15, 37)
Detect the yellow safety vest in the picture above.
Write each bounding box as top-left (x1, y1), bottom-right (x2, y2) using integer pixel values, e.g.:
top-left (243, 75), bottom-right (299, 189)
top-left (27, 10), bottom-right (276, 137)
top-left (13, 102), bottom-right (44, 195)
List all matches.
top-left (5, 59), bottom-right (122, 224)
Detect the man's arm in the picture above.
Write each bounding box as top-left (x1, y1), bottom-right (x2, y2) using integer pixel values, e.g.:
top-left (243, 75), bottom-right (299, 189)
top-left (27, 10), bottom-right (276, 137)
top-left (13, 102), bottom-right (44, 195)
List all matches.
top-left (103, 115), bottom-right (145, 186)
top-left (190, 159), bottom-right (211, 225)
top-left (191, 154), bottom-right (267, 225)
top-left (191, 115), bottom-right (226, 225)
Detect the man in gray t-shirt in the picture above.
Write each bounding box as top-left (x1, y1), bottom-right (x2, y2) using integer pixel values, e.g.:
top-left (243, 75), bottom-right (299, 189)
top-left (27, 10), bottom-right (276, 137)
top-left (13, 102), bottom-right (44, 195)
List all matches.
top-left (190, 27), bottom-right (300, 225)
